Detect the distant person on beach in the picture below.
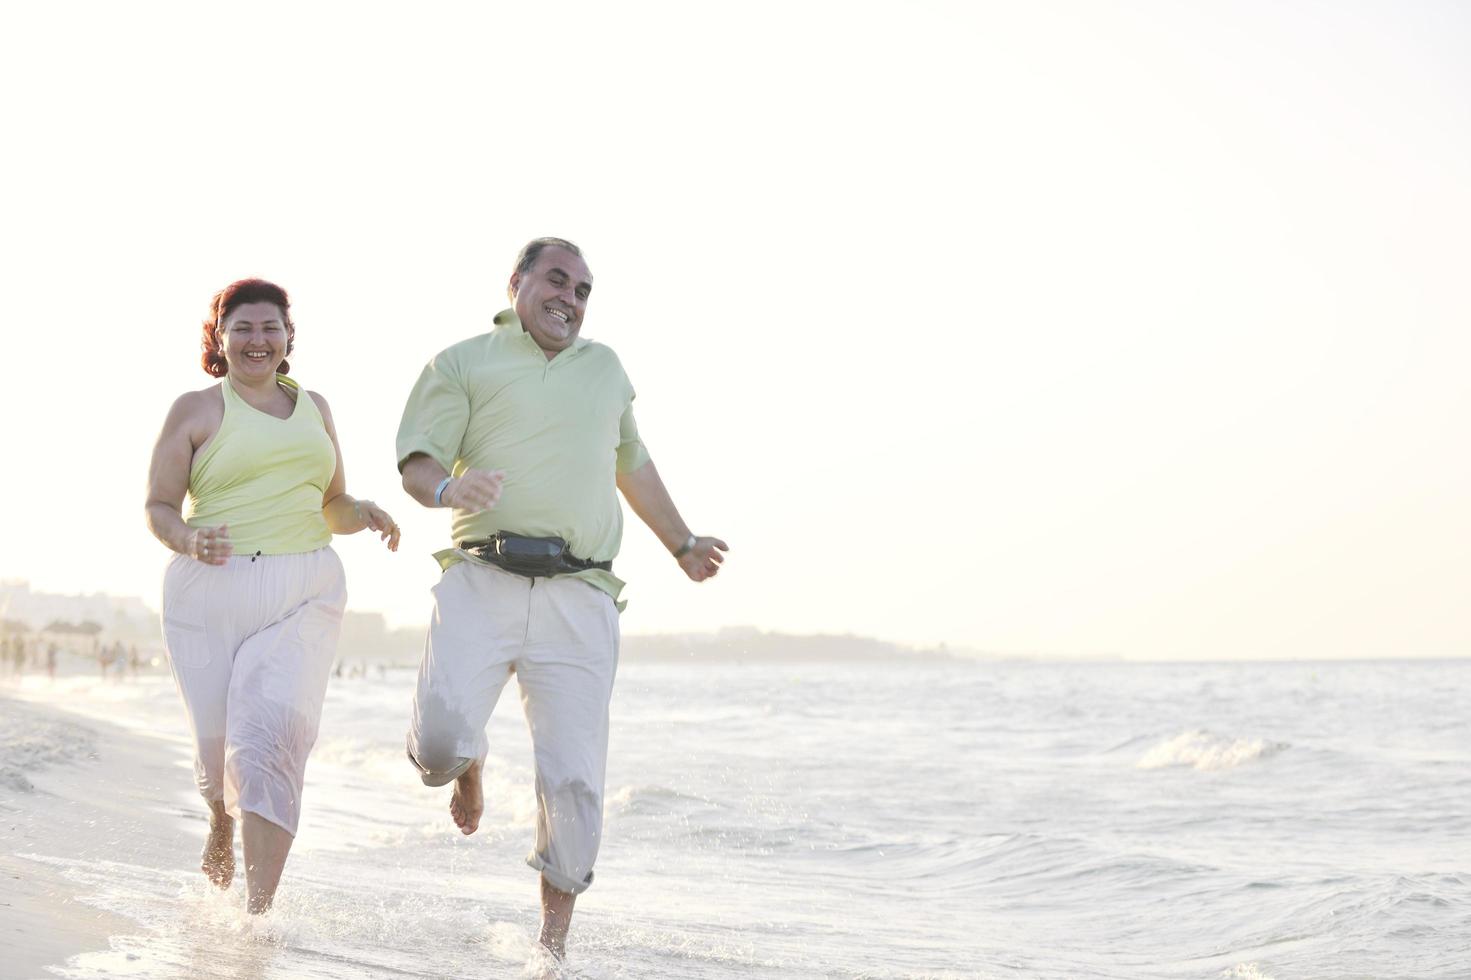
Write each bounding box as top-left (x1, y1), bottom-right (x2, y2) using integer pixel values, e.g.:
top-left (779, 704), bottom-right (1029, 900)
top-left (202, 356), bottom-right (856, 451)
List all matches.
top-left (396, 237), bottom-right (728, 961)
top-left (145, 278), bottom-right (402, 914)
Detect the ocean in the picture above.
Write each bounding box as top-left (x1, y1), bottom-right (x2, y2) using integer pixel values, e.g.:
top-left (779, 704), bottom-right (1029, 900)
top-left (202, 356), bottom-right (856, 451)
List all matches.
top-left (5, 657), bottom-right (1469, 979)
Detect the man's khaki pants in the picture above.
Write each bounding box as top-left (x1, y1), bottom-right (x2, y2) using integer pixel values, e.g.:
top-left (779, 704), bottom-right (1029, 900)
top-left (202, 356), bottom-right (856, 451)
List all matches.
top-left (407, 560), bottom-right (620, 894)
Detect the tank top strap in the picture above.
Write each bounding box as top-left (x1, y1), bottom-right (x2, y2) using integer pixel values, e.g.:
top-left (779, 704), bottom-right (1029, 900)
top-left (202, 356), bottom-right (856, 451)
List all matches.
top-left (219, 375), bottom-right (245, 410)
top-left (220, 374), bottom-right (312, 420)
top-left (279, 376), bottom-right (324, 427)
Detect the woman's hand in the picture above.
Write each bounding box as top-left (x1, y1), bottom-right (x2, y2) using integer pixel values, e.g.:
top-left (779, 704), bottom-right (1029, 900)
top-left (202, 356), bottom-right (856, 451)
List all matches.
top-left (354, 500), bottom-right (401, 552)
top-left (189, 524), bottom-right (233, 565)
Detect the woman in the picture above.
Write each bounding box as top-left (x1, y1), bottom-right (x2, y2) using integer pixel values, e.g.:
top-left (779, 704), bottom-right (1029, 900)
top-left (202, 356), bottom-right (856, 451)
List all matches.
top-left (144, 278), bottom-right (399, 914)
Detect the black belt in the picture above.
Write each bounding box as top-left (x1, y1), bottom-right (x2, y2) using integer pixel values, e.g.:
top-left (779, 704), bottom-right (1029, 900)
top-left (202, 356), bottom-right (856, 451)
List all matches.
top-left (458, 533), bottom-right (611, 577)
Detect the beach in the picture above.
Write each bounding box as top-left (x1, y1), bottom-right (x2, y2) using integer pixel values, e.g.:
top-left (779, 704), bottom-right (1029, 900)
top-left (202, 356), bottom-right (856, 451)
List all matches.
top-left (2, 658), bottom-right (1469, 979)
top-left (0, 693), bottom-right (180, 979)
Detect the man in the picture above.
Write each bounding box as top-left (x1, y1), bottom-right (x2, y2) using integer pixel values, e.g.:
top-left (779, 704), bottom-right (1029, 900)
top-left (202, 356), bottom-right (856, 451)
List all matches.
top-left (396, 237), bottom-right (727, 959)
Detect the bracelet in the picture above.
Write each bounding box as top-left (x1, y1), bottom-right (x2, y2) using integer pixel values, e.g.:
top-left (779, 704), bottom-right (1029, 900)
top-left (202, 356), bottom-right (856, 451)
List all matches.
top-left (673, 534), bottom-right (697, 559)
top-left (434, 476), bottom-right (453, 507)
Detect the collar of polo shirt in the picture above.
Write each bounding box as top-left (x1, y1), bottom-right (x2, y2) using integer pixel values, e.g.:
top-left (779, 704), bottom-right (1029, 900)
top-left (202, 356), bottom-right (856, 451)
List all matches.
top-left (494, 308), bottom-right (591, 359)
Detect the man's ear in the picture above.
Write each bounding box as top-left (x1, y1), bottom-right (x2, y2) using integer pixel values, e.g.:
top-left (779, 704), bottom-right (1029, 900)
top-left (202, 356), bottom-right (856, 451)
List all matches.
top-left (508, 272), bottom-right (521, 299)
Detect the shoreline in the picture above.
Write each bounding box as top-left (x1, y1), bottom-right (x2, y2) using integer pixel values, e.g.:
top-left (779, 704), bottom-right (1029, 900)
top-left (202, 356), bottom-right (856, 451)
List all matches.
top-left (0, 689), bottom-right (192, 979)
top-left (0, 849), bottom-right (133, 980)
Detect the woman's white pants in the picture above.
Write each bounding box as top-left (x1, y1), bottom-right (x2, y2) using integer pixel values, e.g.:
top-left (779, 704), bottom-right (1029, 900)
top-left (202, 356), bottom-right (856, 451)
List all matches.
top-left (161, 548), bottom-right (347, 836)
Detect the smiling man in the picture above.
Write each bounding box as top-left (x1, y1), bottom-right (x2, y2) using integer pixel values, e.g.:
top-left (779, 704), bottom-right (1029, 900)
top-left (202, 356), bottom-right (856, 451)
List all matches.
top-left (395, 237), bottom-right (727, 960)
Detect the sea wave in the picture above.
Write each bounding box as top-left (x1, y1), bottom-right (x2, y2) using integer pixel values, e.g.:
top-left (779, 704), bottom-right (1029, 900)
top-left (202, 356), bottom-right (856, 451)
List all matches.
top-left (607, 783), bottom-right (722, 814)
top-left (1136, 730), bottom-right (1287, 771)
top-left (1222, 964), bottom-right (1277, 980)
top-left (11, 659), bottom-right (1470, 979)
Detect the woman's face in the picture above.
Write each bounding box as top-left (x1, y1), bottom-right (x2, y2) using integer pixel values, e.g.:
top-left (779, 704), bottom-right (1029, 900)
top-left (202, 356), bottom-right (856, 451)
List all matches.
top-left (219, 302), bottom-right (289, 381)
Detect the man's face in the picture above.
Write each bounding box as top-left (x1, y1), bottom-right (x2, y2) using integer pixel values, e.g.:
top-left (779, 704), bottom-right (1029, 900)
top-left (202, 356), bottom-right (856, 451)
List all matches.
top-left (511, 246), bottom-right (593, 356)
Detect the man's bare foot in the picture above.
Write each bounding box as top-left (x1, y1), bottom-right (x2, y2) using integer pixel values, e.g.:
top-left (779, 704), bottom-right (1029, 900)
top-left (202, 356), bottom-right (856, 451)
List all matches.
top-left (537, 875), bottom-right (574, 960)
top-left (522, 943), bottom-right (566, 978)
top-left (449, 760), bottom-right (483, 835)
top-left (537, 933), bottom-right (566, 960)
top-left (202, 803), bottom-right (235, 889)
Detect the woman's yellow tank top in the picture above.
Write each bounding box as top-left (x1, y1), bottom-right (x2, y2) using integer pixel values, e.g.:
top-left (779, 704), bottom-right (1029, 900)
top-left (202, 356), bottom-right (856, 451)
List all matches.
top-left (186, 375), bottom-right (335, 555)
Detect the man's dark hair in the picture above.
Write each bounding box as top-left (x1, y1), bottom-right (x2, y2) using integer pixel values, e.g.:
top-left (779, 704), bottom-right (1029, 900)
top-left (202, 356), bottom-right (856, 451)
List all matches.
top-left (513, 237), bottom-right (583, 279)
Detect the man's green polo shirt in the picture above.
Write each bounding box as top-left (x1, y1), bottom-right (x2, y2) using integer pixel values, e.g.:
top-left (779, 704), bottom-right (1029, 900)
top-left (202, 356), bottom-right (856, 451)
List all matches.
top-left (396, 309), bottom-right (650, 604)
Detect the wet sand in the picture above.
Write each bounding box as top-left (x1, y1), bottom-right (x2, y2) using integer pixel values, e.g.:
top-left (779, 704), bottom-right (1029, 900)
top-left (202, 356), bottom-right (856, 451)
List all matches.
top-left (0, 692), bottom-right (193, 978)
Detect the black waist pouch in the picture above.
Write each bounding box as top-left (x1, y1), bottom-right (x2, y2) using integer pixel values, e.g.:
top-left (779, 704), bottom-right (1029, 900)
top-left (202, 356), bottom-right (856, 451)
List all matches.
top-left (460, 533), bottom-right (611, 577)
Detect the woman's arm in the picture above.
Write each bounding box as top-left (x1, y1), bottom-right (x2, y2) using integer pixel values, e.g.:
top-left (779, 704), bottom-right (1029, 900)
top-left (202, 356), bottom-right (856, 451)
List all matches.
top-left (145, 392), bottom-right (232, 564)
top-left (313, 392), bottom-right (400, 551)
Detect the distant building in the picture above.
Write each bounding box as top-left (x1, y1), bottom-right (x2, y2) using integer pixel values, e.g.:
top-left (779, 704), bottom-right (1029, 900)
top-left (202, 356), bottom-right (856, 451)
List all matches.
top-left (0, 580), bottom-right (159, 641)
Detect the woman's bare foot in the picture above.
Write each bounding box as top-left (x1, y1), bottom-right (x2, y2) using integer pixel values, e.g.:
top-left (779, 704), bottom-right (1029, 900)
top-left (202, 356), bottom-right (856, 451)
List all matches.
top-left (202, 801), bottom-right (235, 889)
top-left (449, 760), bottom-right (483, 835)
top-left (241, 811), bottom-right (293, 914)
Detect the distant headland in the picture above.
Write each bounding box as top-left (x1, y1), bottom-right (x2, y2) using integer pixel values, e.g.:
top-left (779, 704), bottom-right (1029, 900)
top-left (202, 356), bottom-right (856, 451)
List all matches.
top-left (1, 580), bottom-right (976, 665)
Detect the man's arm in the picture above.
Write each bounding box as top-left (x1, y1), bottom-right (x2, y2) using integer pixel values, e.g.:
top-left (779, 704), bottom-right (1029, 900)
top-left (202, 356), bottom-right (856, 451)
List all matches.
top-left (617, 458), bottom-right (727, 582)
top-left (396, 348), bottom-right (503, 513)
top-left (400, 453), bottom-right (505, 512)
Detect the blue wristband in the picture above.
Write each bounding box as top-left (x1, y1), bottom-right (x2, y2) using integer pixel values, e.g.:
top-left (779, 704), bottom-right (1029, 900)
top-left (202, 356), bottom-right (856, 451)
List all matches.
top-left (434, 476), bottom-right (453, 507)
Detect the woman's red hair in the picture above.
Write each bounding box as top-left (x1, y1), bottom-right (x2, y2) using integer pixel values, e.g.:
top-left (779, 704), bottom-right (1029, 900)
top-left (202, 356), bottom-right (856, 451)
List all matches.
top-left (200, 279), bottom-right (296, 377)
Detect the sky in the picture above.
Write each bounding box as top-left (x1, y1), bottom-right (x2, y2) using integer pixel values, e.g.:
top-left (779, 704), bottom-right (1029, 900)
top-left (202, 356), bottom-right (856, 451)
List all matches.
top-left (0, 1), bottom-right (1467, 660)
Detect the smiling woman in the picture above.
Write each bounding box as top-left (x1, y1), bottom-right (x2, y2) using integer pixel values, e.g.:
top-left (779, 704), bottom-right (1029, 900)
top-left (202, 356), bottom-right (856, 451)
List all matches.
top-left (142, 278), bottom-right (403, 918)
top-left (201, 280), bottom-right (296, 378)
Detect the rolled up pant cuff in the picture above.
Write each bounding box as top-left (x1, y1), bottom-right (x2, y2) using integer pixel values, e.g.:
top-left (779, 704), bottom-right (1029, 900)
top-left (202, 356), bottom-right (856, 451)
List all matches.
top-left (526, 852), bottom-right (594, 895)
top-left (405, 745), bottom-right (476, 788)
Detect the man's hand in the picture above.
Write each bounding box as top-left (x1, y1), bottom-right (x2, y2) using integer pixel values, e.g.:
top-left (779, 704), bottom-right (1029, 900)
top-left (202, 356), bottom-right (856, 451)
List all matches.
top-left (442, 468), bottom-right (505, 513)
top-left (677, 536), bottom-right (728, 583)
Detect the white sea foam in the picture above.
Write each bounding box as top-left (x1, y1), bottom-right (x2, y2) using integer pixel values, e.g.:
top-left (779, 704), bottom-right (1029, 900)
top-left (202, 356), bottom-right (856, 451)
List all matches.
top-left (1135, 729), bottom-right (1287, 771)
top-left (1222, 964), bottom-right (1278, 980)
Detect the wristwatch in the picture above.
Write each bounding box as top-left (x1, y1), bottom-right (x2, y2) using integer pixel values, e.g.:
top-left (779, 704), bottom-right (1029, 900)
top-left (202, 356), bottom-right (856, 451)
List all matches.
top-left (673, 534), bottom-right (697, 559)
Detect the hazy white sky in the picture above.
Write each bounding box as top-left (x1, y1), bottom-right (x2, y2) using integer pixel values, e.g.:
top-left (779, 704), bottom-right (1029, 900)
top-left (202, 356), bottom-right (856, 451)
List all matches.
top-left (1, 1), bottom-right (1466, 659)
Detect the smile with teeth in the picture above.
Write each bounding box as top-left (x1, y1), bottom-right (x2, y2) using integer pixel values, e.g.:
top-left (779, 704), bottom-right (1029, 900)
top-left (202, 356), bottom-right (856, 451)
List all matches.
top-left (545, 307), bottom-right (570, 323)
top-left (243, 351), bottom-right (272, 360)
